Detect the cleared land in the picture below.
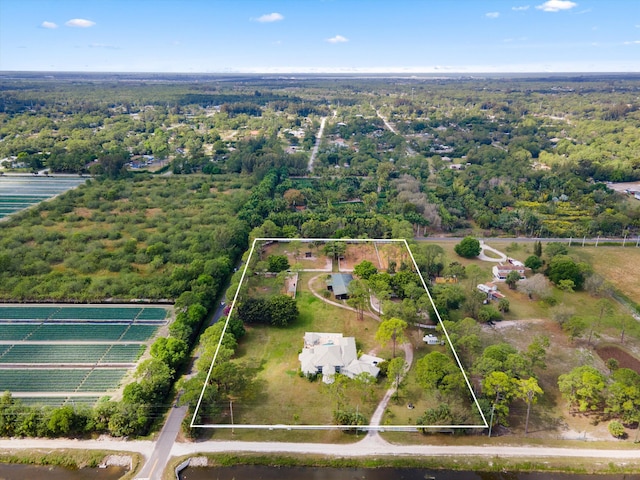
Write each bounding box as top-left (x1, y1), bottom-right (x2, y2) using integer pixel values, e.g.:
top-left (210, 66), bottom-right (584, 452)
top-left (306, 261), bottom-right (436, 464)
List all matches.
top-left (0, 304), bottom-right (168, 407)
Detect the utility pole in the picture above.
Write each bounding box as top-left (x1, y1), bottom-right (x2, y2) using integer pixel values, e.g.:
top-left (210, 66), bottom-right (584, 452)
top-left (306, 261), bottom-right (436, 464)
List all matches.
top-left (488, 391), bottom-right (502, 438)
top-left (488, 402), bottom-right (496, 438)
top-left (230, 399), bottom-right (234, 434)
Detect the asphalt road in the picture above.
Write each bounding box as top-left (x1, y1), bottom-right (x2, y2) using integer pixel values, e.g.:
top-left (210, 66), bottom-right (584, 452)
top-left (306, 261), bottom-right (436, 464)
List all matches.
top-left (417, 235), bottom-right (640, 244)
top-left (135, 404), bottom-right (188, 480)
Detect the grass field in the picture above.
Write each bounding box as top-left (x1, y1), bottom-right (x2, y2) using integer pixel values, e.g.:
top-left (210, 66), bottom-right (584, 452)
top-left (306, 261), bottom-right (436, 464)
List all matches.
top-left (569, 246), bottom-right (640, 303)
top-left (229, 274), bottom-right (385, 427)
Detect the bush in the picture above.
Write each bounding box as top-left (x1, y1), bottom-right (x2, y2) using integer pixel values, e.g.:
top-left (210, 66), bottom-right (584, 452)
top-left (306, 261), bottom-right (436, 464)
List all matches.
top-left (454, 236), bottom-right (481, 258)
top-left (524, 255), bottom-right (543, 272)
top-left (608, 420), bottom-right (626, 439)
top-left (267, 254), bottom-right (290, 273)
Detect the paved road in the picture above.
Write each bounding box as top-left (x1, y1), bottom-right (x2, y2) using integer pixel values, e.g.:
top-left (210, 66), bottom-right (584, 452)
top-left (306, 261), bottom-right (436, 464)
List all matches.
top-left (136, 404), bottom-right (188, 480)
top-left (171, 437), bottom-right (640, 460)
top-left (135, 259), bottom-right (241, 479)
top-left (308, 116), bottom-right (328, 172)
top-left (376, 109), bottom-right (417, 156)
top-left (417, 235), bottom-right (640, 245)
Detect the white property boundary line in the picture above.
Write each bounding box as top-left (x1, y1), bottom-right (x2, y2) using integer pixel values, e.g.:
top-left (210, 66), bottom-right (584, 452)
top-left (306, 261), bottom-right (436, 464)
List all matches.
top-left (191, 238), bottom-right (489, 430)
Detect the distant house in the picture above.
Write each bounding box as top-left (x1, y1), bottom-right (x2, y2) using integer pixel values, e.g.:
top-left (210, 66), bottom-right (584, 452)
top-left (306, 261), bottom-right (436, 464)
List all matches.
top-left (477, 282), bottom-right (505, 300)
top-left (492, 264), bottom-right (526, 280)
top-left (298, 332), bottom-right (382, 384)
top-left (326, 273), bottom-right (353, 299)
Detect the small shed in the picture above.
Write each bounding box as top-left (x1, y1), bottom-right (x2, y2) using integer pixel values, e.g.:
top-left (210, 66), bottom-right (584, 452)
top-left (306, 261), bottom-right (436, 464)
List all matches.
top-left (326, 273), bottom-right (354, 299)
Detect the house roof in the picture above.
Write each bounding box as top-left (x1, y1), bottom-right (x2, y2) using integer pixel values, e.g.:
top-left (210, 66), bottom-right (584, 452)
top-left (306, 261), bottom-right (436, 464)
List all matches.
top-left (328, 273), bottom-right (353, 297)
top-left (495, 264), bottom-right (525, 272)
top-left (299, 332), bottom-right (379, 382)
top-left (343, 359), bottom-right (380, 378)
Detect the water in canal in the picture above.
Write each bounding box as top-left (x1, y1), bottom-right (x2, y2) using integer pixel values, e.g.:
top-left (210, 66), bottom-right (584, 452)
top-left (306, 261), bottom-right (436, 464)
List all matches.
top-left (179, 465), bottom-right (640, 480)
top-left (0, 464), bottom-right (126, 480)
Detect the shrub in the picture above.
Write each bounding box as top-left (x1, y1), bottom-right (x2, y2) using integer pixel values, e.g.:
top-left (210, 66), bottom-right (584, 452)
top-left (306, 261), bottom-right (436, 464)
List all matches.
top-left (454, 236), bottom-right (481, 258)
top-left (608, 420), bottom-right (626, 439)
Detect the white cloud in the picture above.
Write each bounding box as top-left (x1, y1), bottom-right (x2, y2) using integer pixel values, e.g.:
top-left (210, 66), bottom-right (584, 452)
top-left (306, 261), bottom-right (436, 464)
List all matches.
top-left (536, 1), bottom-right (577, 12)
top-left (65, 18), bottom-right (96, 28)
top-left (512, 5), bottom-right (530, 11)
top-left (254, 12), bottom-right (284, 23)
top-left (623, 40), bottom-right (640, 45)
top-left (326, 35), bottom-right (348, 43)
top-left (41, 21), bottom-right (58, 29)
top-left (486, 12), bottom-right (500, 18)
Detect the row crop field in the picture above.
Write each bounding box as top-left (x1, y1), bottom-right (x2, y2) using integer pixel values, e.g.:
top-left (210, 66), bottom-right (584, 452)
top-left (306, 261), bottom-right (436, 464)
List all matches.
top-left (0, 176), bottom-right (87, 219)
top-left (0, 343), bottom-right (143, 364)
top-left (0, 305), bottom-right (168, 322)
top-left (0, 368), bottom-right (128, 393)
top-left (0, 323), bottom-right (159, 342)
top-left (0, 304), bottom-right (170, 405)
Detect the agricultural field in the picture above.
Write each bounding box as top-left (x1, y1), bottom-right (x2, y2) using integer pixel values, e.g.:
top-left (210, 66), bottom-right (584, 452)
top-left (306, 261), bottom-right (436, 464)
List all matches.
top-left (0, 175), bottom-right (87, 220)
top-left (0, 304), bottom-right (169, 407)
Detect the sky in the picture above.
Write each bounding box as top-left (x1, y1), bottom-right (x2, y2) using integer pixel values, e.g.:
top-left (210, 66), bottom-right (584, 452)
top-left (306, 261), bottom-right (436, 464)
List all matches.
top-left (0, 0), bottom-right (638, 73)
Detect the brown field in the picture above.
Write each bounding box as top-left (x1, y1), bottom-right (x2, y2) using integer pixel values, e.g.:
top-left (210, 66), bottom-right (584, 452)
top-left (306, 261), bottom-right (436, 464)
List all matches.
top-left (569, 246), bottom-right (640, 302)
top-left (260, 241), bottom-right (331, 270)
top-left (378, 242), bottom-right (411, 271)
top-left (338, 242), bottom-right (381, 271)
top-left (596, 344), bottom-right (640, 374)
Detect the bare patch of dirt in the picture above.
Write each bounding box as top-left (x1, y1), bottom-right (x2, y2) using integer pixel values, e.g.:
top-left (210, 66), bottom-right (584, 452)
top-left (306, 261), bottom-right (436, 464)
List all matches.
top-left (596, 344), bottom-right (640, 374)
top-left (74, 207), bottom-right (93, 218)
top-left (145, 207), bottom-right (162, 218)
top-left (339, 243), bottom-right (380, 271)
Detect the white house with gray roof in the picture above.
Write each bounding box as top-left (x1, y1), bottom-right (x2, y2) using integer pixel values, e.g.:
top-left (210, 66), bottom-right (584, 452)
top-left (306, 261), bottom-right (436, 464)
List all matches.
top-left (298, 332), bottom-right (382, 384)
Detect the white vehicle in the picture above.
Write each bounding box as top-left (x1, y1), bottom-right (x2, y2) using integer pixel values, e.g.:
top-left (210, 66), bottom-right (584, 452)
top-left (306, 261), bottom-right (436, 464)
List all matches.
top-left (423, 334), bottom-right (438, 345)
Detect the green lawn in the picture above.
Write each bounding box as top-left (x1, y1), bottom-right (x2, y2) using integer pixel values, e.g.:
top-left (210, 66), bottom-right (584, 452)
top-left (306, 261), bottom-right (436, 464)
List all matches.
top-left (227, 273), bottom-right (385, 427)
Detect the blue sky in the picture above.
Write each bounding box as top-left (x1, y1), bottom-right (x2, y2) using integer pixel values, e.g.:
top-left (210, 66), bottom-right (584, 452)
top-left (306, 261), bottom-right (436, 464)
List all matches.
top-left (0, 0), bottom-right (638, 73)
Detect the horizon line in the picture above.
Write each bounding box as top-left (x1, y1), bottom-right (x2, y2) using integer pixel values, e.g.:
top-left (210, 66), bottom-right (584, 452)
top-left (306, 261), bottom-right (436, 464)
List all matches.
top-left (2, 69), bottom-right (640, 76)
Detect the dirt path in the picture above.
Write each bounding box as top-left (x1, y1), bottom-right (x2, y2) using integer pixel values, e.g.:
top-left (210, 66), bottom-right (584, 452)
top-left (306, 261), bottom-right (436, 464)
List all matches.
top-left (307, 274), bottom-right (380, 321)
top-left (478, 241), bottom-right (507, 262)
top-left (170, 439), bottom-right (640, 460)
